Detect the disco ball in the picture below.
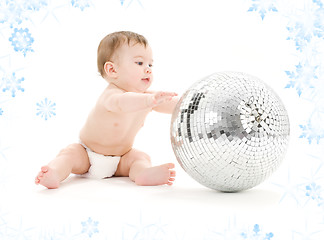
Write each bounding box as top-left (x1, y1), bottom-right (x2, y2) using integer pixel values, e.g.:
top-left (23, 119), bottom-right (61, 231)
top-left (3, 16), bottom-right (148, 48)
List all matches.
top-left (170, 72), bottom-right (290, 192)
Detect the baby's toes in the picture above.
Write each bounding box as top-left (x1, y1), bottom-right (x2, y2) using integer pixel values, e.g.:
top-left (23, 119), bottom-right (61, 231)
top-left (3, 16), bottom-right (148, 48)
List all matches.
top-left (166, 177), bottom-right (175, 186)
top-left (166, 163), bottom-right (175, 169)
top-left (41, 166), bottom-right (49, 173)
top-left (35, 174), bottom-right (42, 184)
top-left (170, 170), bottom-right (176, 178)
top-left (167, 179), bottom-right (175, 186)
top-left (35, 166), bottom-right (48, 185)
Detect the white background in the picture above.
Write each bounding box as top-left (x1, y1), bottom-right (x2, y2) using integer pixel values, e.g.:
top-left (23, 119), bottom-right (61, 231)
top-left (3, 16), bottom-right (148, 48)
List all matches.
top-left (0, 0), bottom-right (323, 239)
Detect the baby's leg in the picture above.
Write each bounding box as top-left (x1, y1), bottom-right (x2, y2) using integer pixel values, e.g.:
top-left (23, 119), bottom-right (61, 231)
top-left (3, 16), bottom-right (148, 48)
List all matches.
top-left (35, 143), bottom-right (90, 189)
top-left (115, 149), bottom-right (176, 186)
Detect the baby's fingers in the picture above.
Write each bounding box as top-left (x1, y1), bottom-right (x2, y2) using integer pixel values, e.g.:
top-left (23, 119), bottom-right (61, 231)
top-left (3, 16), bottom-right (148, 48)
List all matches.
top-left (153, 91), bottom-right (178, 105)
top-left (166, 92), bottom-right (178, 101)
top-left (165, 92), bottom-right (178, 97)
top-left (155, 96), bottom-right (171, 104)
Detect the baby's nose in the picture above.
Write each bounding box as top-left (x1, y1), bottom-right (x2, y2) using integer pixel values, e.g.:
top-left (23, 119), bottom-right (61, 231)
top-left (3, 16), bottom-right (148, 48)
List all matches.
top-left (145, 67), bottom-right (152, 74)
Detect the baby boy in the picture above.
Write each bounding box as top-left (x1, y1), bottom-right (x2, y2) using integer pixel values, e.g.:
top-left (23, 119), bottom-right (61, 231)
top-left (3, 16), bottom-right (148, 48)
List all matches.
top-left (35, 31), bottom-right (178, 189)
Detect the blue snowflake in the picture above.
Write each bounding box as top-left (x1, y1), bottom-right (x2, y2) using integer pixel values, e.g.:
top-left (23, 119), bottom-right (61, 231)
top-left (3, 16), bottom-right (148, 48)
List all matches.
top-left (120, 0), bottom-right (125, 6)
top-left (240, 224), bottom-right (274, 240)
top-left (39, 225), bottom-right (81, 240)
top-left (25, 0), bottom-right (48, 11)
top-left (123, 213), bottom-right (166, 239)
top-left (36, 98), bottom-right (56, 121)
top-left (1, 72), bottom-right (24, 97)
top-left (0, 0), bottom-right (48, 28)
top-left (9, 28), bottom-right (34, 56)
top-left (314, 0), bottom-right (324, 8)
top-left (209, 217), bottom-right (244, 239)
top-left (6, 218), bottom-right (35, 240)
top-left (81, 217), bottom-right (99, 238)
top-left (306, 183), bottom-right (323, 204)
top-left (292, 219), bottom-right (324, 239)
top-left (0, 0), bottom-right (26, 28)
top-left (285, 62), bottom-right (318, 97)
top-left (71, 0), bottom-right (91, 11)
top-left (299, 111), bottom-right (324, 144)
top-left (0, 108), bottom-right (3, 116)
top-left (286, 1), bottom-right (324, 51)
top-left (247, 0), bottom-right (278, 20)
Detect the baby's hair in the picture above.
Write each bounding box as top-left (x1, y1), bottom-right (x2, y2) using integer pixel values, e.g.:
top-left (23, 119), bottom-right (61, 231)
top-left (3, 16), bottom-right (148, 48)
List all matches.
top-left (97, 31), bottom-right (148, 78)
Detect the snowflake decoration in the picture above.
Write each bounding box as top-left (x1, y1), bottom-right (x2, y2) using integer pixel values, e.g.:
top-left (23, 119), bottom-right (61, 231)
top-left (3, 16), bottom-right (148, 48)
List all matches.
top-left (305, 182), bottom-right (323, 204)
top-left (286, 1), bottom-right (324, 51)
top-left (120, 0), bottom-right (125, 6)
top-left (299, 124), bottom-right (320, 144)
top-left (0, 108), bottom-right (3, 116)
top-left (285, 62), bottom-right (318, 97)
top-left (39, 225), bottom-right (81, 240)
top-left (81, 217), bottom-right (99, 238)
top-left (292, 38), bottom-right (322, 68)
top-left (9, 28), bottom-right (34, 56)
top-left (36, 98), bottom-right (56, 121)
top-left (247, 0), bottom-right (278, 20)
top-left (313, 0), bottom-right (323, 8)
top-left (0, 0), bottom-right (26, 28)
top-left (1, 72), bottom-right (24, 97)
top-left (284, 1), bottom-right (324, 104)
top-left (71, 0), bottom-right (91, 11)
top-left (25, 0), bottom-right (48, 11)
top-left (0, 0), bottom-right (48, 28)
top-left (123, 224), bottom-right (155, 240)
top-left (208, 217), bottom-right (244, 240)
top-left (273, 169), bottom-right (302, 205)
top-left (299, 111), bottom-right (324, 144)
top-left (292, 219), bottom-right (324, 240)
top-left (6, 218), bottom-right (35, 240)
top-left (241, 224), bottom-right (274, 240)
top-left (123, 213), bottom-right (166, 240)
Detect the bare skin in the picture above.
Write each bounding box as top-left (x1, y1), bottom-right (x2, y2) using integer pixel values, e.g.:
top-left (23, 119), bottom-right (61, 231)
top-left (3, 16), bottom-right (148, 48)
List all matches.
top-left (35, 41), bottom-right (179, 189)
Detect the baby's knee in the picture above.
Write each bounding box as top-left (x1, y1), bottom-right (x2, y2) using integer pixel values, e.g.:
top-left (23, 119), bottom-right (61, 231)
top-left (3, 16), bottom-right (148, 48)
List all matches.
top-left (58, 143), bottom-right (84, 158)
top-left (137, 151), bottom-right (151, 161)
top-left (126, 149), bottom-right (151, 167)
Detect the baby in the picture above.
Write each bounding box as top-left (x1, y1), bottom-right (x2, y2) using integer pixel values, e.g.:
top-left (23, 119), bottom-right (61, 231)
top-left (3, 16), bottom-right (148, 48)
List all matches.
top-left (35, 31), bottom-right (179, 189)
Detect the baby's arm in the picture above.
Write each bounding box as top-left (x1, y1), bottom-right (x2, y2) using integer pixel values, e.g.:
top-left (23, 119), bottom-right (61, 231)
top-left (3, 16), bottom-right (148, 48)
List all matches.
top-left (152, 95), bottom-right (179, 114)
top-left (147, 90), bottom-right (179, 114)
top-left (104, 91), bottom-right (177, 113)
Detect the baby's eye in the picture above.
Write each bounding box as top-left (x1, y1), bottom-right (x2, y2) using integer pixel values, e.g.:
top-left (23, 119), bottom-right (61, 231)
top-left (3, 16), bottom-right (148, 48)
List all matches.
top-left (136, 62), bottom-right (143, 66)
top-left (149, 64), bottom-right (153, 68)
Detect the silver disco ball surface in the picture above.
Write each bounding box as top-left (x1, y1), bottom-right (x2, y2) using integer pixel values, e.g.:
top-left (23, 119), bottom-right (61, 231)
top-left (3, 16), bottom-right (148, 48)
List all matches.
top-left (170, 72), bottom-right (290, 192)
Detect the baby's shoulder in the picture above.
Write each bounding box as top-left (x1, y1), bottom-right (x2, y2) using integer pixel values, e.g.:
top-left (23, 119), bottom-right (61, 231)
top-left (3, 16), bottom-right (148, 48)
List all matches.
top-left (97, 86), bottom-right (123, 107)
top-left (102, 86), bottom-right (124, 97)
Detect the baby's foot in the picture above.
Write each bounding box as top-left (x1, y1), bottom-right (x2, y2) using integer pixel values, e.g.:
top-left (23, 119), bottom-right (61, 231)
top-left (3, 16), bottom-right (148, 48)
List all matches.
top-left (135, 163), bottom-right (176, 186)
top-left (35, 166), bottom-right (60, 189)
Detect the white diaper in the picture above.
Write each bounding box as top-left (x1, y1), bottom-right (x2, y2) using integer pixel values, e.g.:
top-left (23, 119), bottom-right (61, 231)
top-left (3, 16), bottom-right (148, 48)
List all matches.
top-left (80, 142), bottom-right (120, 179)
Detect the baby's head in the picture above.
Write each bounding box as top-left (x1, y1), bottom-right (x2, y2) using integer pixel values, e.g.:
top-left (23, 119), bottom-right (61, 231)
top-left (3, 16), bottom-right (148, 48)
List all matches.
top-left (97, 31), bottom-right (148, 79)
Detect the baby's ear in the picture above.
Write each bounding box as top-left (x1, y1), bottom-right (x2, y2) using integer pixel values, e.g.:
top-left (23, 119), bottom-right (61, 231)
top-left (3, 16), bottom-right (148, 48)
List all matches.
top-left (104, 62), bottom-right (117, 78)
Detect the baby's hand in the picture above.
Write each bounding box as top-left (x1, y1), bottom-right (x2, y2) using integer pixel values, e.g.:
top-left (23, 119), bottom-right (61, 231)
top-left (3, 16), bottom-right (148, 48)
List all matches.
top-left (147, 91), bottom-right (178, 107)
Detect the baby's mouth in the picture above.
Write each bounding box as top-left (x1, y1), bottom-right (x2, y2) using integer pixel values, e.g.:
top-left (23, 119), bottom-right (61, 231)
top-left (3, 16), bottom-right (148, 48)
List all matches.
top-left (142, 77), bottom-right (150, 83)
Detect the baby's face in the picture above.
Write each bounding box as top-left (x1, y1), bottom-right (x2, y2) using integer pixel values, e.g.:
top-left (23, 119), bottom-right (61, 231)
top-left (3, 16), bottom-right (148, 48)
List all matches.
top-left (114, 42), bottom-right (154, 93)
